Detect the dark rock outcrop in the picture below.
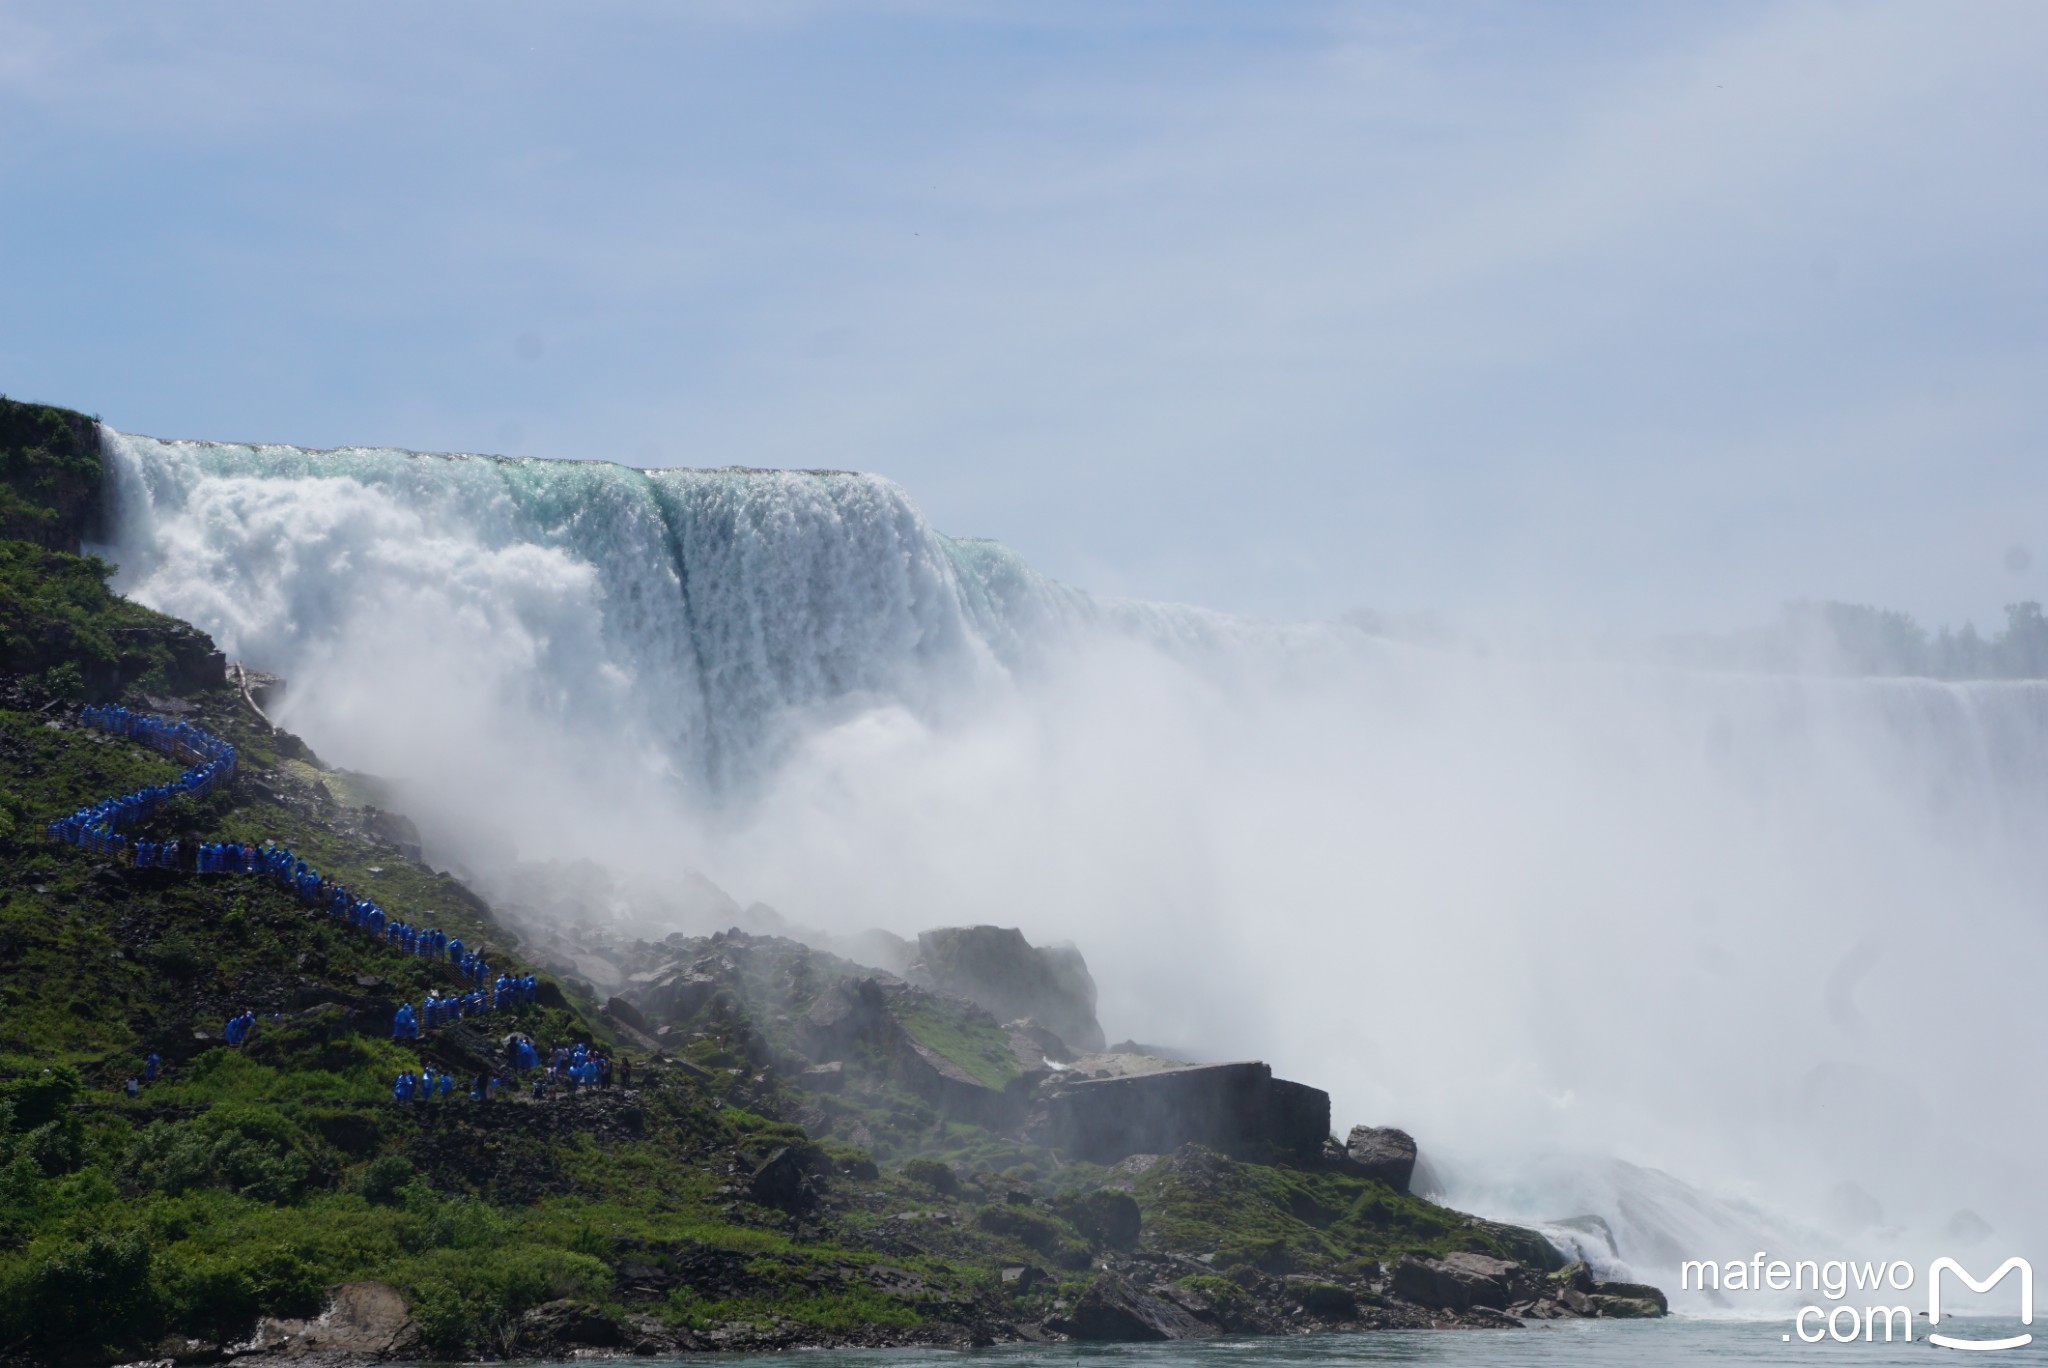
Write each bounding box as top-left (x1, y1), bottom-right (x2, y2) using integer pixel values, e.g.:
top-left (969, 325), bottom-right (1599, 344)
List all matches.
top-left (1392, 1251), bottom-right (1527, 1311)
top-left (909, 926), bottom-right (1105, 1053)
top-left (1041, 1061), bottom-right (1329, 1163)
top-left (518, 1299), bottom-right (624, 1351)
top-left (1060, 1272), bottom-right (1210, 1341)
top-left (747, 1146), bottom-right (815, 1212)
top-left (1344, 1125), bottom-right (1418, 1192)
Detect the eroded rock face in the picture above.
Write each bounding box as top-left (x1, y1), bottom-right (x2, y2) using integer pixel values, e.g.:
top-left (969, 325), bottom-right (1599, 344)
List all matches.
top-left (243, 1279), bottom-right (418, 1359)
top-left (1344, 1125), bottom-right (1418, 1193)
top-left (909, 926), bottom-right (1105, 1053)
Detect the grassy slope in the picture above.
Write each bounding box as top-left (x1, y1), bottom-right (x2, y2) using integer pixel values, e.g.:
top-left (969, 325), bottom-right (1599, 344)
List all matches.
top-left (0, 396), bottom-right (1557, 1364)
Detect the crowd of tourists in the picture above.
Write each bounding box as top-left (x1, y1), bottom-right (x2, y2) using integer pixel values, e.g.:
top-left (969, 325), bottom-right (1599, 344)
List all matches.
top-left (394, 1037), bottom-right (628, 1104)
top-left (49, 706), bottom-right (531, 1013)
top-left (47, 706), bottom-right (609, 1090)
top-left (43, 705), bottom-right (237, 854)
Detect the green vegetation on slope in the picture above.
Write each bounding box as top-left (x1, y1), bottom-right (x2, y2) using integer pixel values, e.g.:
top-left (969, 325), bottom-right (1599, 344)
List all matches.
top-left (892, 994), bottom-right (1022, 1090)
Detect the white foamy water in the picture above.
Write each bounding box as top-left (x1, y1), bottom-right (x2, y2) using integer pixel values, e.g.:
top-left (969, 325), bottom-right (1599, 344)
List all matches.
top-left (92, 427), bottom-right (2048, 1290)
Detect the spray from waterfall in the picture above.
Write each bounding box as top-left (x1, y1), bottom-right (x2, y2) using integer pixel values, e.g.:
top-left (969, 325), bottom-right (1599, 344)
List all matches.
top-left (91, 426), bottom-right (2048, 1298)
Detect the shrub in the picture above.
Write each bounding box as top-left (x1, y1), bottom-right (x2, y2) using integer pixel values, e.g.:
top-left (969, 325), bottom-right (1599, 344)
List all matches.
top-left (975, 1205), bottom-right (1089, 1268)
top-left (396, 1245), bottom-right (611, 1356)
top-left (120, 1106), bottom-right (331, 1203)
top-left (145, 932), bottom-right (208, 981)
top-left (900, 1157), bottom-right (958, 1194)
top-left (21, 1116), bottom-right (83, 1178)
top-left (38, 661), bottom-right (84, 701)
top-left (0, 1065), bottom-right (82, 1130)
top-left (1058, 1188), bottom-right (1141, 1250)
top-left (0, 1231), bottom-right (158, 1354)
top-left (358, 1154), bottom-right (414, 1206)
top-left (157, 1243), bottom-right (323, 1344)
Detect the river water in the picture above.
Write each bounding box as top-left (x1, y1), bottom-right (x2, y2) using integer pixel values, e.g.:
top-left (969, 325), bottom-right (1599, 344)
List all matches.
top-left (499, 1318), bottom-right (2046, 1367)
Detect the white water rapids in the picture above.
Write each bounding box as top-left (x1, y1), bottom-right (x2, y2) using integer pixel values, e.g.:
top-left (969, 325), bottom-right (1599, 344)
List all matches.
top-left (91, 427), bottom-right (2048, 1304)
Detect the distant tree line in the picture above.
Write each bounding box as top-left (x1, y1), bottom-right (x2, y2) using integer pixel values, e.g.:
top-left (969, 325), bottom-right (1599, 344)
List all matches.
top-left (1663, 600), bottom-right (2048, 680)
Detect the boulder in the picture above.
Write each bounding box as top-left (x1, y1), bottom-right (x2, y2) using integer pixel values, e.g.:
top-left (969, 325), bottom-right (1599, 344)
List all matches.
top-left (1547, 1260), bottom-right (1595, 1294)
top-left (1062, 1273), bottom-right (1207, 1341)
top-left (908, 926), bottom-right (1105, 1053)
top-left (1006, 1019), bottom-right (1076, 1069)
top-left (798, 977), bottom-right (892, 1060)
top-left (1344, 1125), bottom-right (1418, 1193)
top-left (1590, 1280), bottom-right (1669, 1317)
top-left (746, 1146), bottom-right (813, 1212)
top-left (1391, 1252), bottom-right (1522, 1311)
top-left (645, 968), bottom-right (726, 1022)
top-left (604, 995), bottom-right (652, 1035)
top-left (1043, 1062), bottom-right (1329, 1163)
top-left (245, 1280), bottom-right (417, 1358)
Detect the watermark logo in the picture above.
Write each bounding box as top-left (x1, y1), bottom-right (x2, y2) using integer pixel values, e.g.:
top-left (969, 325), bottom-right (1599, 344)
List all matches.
top-left (1680, 1253), bottom-right (2032, 1348)
top-left (1928, 1257), bottom-right (2032, 1352)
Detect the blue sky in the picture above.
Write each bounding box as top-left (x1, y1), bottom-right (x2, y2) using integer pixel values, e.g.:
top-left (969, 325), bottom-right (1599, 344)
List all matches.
top-left (2, 1), bottom-right (2044, 632)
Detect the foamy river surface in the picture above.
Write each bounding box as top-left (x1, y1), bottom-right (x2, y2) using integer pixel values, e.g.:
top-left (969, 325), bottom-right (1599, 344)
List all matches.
top-left (492, 1318), bottom-right (2045, 1367)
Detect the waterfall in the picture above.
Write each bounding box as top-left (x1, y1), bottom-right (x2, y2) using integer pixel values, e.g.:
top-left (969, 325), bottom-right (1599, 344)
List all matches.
top-left (92, 424), bottom-right (2048, 1278)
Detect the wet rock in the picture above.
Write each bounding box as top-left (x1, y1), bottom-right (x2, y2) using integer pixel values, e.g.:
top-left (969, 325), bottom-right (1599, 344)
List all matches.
top-left (1548, 1260), bottom-right (1595, 1294)
top-left (909, 925), bottom-right (1105, 1053)
top-left (1061, 1272), bottom-right (1207, 1341)
top-left (1392, 1252), bottom-right (1522, 1311)
top-left (1343, 1125), bottom-right (1418, 1192)
top-left (1589, 1281), bottom-right (1669, 1317)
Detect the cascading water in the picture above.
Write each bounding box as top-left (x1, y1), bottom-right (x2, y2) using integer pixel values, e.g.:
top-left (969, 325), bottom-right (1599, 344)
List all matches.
top-left (92, 425), bottom-right (2048, 1301)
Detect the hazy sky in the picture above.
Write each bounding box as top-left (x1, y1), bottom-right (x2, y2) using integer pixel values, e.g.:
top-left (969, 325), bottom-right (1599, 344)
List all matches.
top-left (2, 2), bottom-right (2044, 631)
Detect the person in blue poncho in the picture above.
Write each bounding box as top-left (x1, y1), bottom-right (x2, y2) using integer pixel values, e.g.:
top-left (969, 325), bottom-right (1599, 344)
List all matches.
top-left (144, 1052), bottom-right (160, 1081)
